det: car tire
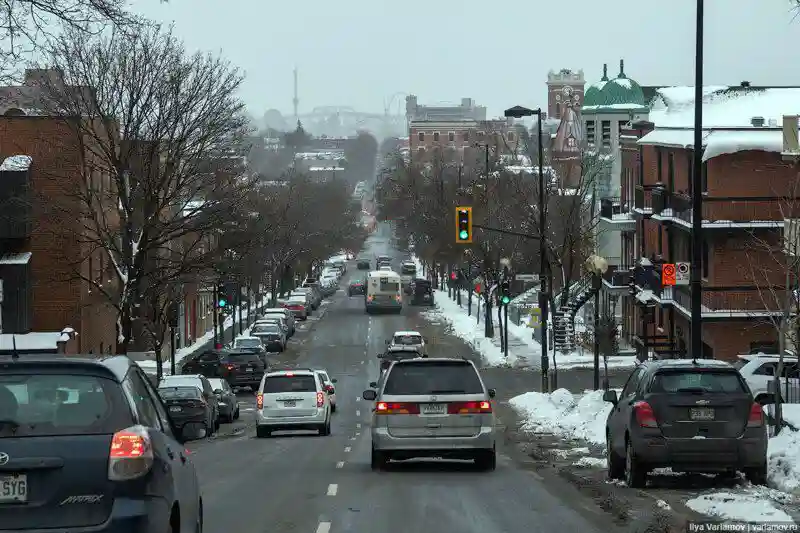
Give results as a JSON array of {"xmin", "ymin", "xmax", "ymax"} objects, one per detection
[
  {"xmin": 234, "ymin": 406, "xmax": 240, "ymax": 420},
  {"xmin": 214, "ymin": 418, "xmax": 220, "ymax": 432},
  {"xmin": 625, "ymin": 439, "xmax": 647, "ymax": 488},
  {"xmin": 256, "ymin": 426, "xmax": 271, "ymax": 438},
  {"xmin": 475, "ymin": 447, "xmax": 496, "ymax": 471},
  {"xmin": 331, "ymin": 403, "xmax": 337, "ymax": 413},
  {"xmin": 606, "ymin": 433, "xmax": 625, "ymax": 480},
  {"xmin": 744, "ymin": 463, "xmax": 768, "ymax": 485},
  {"xmin": 319, "ymin": 417, "xmax": 331, "ymax": 436},
  {"xmin": 371, "ymin": 447, "xmax": 387, "ymax": 470}
]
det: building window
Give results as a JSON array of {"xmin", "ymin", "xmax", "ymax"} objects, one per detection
[
  {"xmin": 667, "ymin": 152, "xmax": 675, "ymax": 192},
  {"xmin": 701, "ymin": 162, "xmax": 708, "ymax": 193},
  {"xmin": 702, "ymin": 240, "xmax": 709, "ymax": 279},
  {"xmin": 433, "ymin": 131, "xmax": 440, "ymax": 142},
  {"xmin": 477, "ymin": 131, "xmax": 485, "ymax": 140},
  {"xmin": 586, "ymin": 120, "xmax": 595, "ymax": 144},
  {"xmin": 656, "ymin": 149, "xmax": 662, "ymax": 183},
  {"xmin": 618, "ymin": 120, "xmax": 628, "ymax": 139},
  {"xmin": 507, "ymin": 131, "xmax": 515, "ymax": 142},
  {"xmin": 418, "ymin": 132, "xmax": 424, "ymax": 142},
  {"xmin": 417, "ymin": 147, "xmax": 425, "ymax": 155},
  {"xmin": 687, "ymin": 150, "xmax": 694, "ymax": 196},
  {"xmin": 601, "ymin": 121, "xmax": 611, "ymax": 148},
  {"xmin": 463, "ymin": 131, "xmax": 470, "ymax": 142}
]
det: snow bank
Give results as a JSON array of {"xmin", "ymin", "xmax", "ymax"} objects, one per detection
[
  {"xmin": 685, "ymin": 489, "xmax": 793, "ymax": 524},
  {"xmin": 768, "ymin": 428, "xmax": 800, "ymax": 494},
  {"xmin": 509, "ymin": 389, "xmax": 614, "ymax": 445}
]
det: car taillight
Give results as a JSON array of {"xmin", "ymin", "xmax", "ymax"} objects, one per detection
[
  {"xmin": 225, "ymin": 364, "xmax": 235, "ymax": 371},
  {"xmin": 633, "ymin": 401, "xmax": 658, "ymax": 428},
  {"xmin": 447, "ymin": 401, "xmax": 492, "ymax": 414},
  {"xmin": 108, "ymin": 426, "xmax": 154, "ymax": 481},
  {"xmin": 367, "ymin": 295, "xmax": 374, "ymax": 301},
  {"xmin": 395, "ymin": 295, "xmax": 401, "ymax": 301},
  {"xmin": 316, "ymin": 392, "xmax": 325, "ymax": 407},
  {"xmin": 748, "ymin": 402, "xmax": 764, "ymax": 427},
  {"xmin": 256, "ymin": 393, "xmax": 263, "ymax": 410},
  {"xmin": 375, "ymin": 402, "xmax": 419, "ymax": 414}
]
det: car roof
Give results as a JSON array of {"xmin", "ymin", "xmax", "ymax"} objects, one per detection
[
  {"xmin": 639, "ymin": 358, "xmax": 735, "ymax": 372},
  {"xmin": 0, "ymin": 353, "xmax": 137, "ymax": 382},
  {"xmin": 235, "ymin": 336, "xmax": 261, "ymax": 341},
  {"xmin": 393, "ymin": 331, "xmax": 421, "ymax": 337},
  {"xmin": 266, "ymin": 369, "xmax": 314, "ymax": 377},
  {"xmin": 263, "ymin": 308, "xmax": 289, "ymax": 313}
]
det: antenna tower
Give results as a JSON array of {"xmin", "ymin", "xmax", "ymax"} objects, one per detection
[{"xmin": 293, "ymin": 67, "xmax": 299, "ymax": 120}]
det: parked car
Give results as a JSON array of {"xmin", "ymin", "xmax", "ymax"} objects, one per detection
[
  {"xmin": 232, "ymin": 336, "xmax": 268, "ymax": 363},
  {"xmin": 255, "ymin": 368, "xmax": 333, "ymax": 437},
  {"xmin": 288, "ymin": 290, "xmax": 313, "ymax": 314},
  {"xmin": 348, "ymin": 279, "xmax": 365, "ymax": 296},
  {"xmin": 179, "ymin": 350, "xmax": 266, "ymax": 392},
  {"xmin": 313, "ymin": 368, "xmax": 338, "ymax": 412},
  {"xmin": 302, "ymin": 279, "xmax": 323, "ymax": 305},
  {"xmin": 158, "ymin": 385, "xmax": 216, "ymax": 435},
  {"xmin": 251, "ymin": 323, "xmax": 287, "ymax": 352},
  {"xmin": 0, "ymin": 354, "xmax": 205, "ymax": 531},
  {"xmin": 293, "ymin": 287, "xmax": 320, "ymax": 309},
  {"xmin": 262, "ymin": 308, "xmax": 297, "ymax": 333},
  {"xmin": 255, "ymin": 316, "xmax": 290, "ymax": 338},
  {"xmin": 735, "ymin": 354, "xmax": 800, "ymax": 405},
  {"xmin": 159, "ymin": 374, "xmax": 220, "ymax": 433},
  {"xmin": 363, "ymin": 357, "xmax": 497, "ymax": 470},
  {"xmin": 283, "ymin": 297, "xmax": 309, "ymax": 320},
  {"xmin": 219, "ymin": 350, "xmax": 266, "ymax": 390},
  {"xmin": 207, "ymin": 377, "xmax": 239, "ymax": 421},
  {"xmin": 603, "ymin": 359, "xmax": 768, "ymax": 488},
  {"xmin": 357, "ymin": 257, "xmax": 371, "ymax": 270}
]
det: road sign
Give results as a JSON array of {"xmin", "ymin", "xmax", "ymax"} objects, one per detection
[
  {"xmin": 516, "ymin": 274, "xmax": 539, "ymax": 282},
  {"xmin": 661, "ymin": 263, "xmax": 676, "ymax": 286},
  {"xmin": 527, "ymin": 308, "xmax": 541, "ymax": 327},
  {"xmin": 675, "ymin": 262, "xmax": 690, "ymax": 285}
]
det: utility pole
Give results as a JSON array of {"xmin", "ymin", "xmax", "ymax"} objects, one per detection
[
  {"xmin": 690, "ymin": 0, "xmax": 705, "ymax": 359},
  {"xmin": 212, "ymin": 283, "xmax": 219, "ymax": 347}
]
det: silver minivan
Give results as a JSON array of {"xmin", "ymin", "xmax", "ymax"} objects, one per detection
[{"xmin": 362, "ymin": 357, "xmax": 497, "ymax": 471}]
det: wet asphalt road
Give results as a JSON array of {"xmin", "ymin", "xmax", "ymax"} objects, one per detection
[{"xmin": 184, "ymin": 229, "xmax": 617, "ymax": 533}]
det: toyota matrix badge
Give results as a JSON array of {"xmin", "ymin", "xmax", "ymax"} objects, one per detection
[{"xmin": 0, "ymin": 452, "xmax": 9, "ymax": 466}]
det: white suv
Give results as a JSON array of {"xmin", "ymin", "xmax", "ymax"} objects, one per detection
[
  {"xmin": 736, "ymin": 354, "xmax": 799, "ymax": 404},
  {"xmin": 256, "ymin": 369, "xmax": 332, "ymax": 437}
]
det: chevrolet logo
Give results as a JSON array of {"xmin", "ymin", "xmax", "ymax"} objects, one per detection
[{"xmin": 695, "ymin": 400, "xmax": 710, "ymax": 405}]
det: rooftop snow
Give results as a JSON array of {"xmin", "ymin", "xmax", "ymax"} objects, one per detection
[
  {"xmin": 0, "ymin": 155, "xmax": 32, "ymax": 172},
  {"xmin": 638, "ymin": 128, "xmax": 784, "ymax": 162},
  {"xmin": 0, "ymin": 252, "xmax": 32, "ymax": 265},
  {"xmin": 582, "ymin": 103, "xmax": 648, "ymax": 111},
  {"xmin": 650, "ymin": 85, "xmax": 728, "ymax": 112},
  {"xmin": 0, "ymin": 332, "xmax": 61, "ymax": 351}
]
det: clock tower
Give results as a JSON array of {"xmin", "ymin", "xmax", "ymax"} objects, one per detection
[{"xmin": 547, "ymin": 68, "xmax": 585, "ymax": 120}]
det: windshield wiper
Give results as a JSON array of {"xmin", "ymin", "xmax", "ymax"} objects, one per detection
[{"xmin": 0, "ymin": 419, "xmax": 21, "ymax": 433}]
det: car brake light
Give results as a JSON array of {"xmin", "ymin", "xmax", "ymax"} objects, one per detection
[
  {"xmin": 447, "ymin": 401, "xmax": 492, "ymax": 414},
  {"xmin": 633, "ymin": 401, "xmax": 658, "ymax": 428},
  {"xmin": 395, "ymin": 295, "xmax": 401, "ymax": 301},
  {"xmin": 374, "ymin": 402, "xmax": 419, "ymax": 414},
  {"xmin": 285, "ymin": 372, "xmax": 294, "ymax": 376},
  {"xmin": 367, "ymin": 295, "xmax": 374, "ymax": 301},
  {"xmin": 748, "ymin": 402, "xmax": 764, "ymax": 427},
  {"xmin": 316, "ymin": 392, "xmax": 325, "ymax": 407},
  {"xmin": 108, "ymin": 426, "xmax": 154, "ymax": 481},
  {"xmin": 256, "ymin": 393, "xmax": 263, "ymax": 410},
  {"xmin": 225, "ymin": 364, "xmax": 235, "ymax": 371}
]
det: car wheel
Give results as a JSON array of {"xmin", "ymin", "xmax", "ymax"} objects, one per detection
[
  {"xmin": 331, "ymin": 403, "xmax": 337, "ymax": 413},
  {"xmin": 371, "ymin": 447, "xmax": 387, "ymax": 470},
  {"xmin": 214, "ymin": 417, "xmax": 220, "ymax": 432},
  {"xmin": 625, "ymin": 439, "xmax": 647, "ymax": 488},
  {"xmin": 256, "ymin": 426, "xmax": 271, "ymax": 438},
  {"xmin": 234, "ymin": 406, "xmax": 240, "ymax": 420},
  {"xmin": 319, "ymin": 417, "xmax": 331, "ymax": 436},
  {"xmin": 744, "ymin": 463, "xmax": 767, "ymax": 485},
  {"xmin": 606, "ymin": 433, "xmax": 624, "ymax": 480},
  {"xmin": 475, "ymin": 447, "xmax": 496, "ymax": 471}
]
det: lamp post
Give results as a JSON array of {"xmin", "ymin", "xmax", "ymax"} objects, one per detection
[
  {"xmin": 690, "ymin": 0, "xmax": 705, "ymax": 359},
  {"xmin": 505, "ymin": 105, "xmax": 549, "ymax": 392},
  {"xmin": 585, "ymin": 255, "xmax": 609, "ymax": 390}
]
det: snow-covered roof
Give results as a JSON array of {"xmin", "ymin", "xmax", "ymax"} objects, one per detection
[
  {"xmin": 0, "ymin": 155, "xmax": 32, "ymax": 172},
  {"xmin": 309, "ymin": 166, "xmax": 343, "ymax": 172},
  {"xmin": 581, "ymin": 103, "xmax": 647, "ymax": 112},
  {"xmin": 638, "ymin": 88, "xmax": 800, "ymax": 162},
  {"xmin": 0, "ymin": 252, "xmax": 31, "ymax": 265},
  {"xmin": 649, "ymin": 86, "xmax": 728, "ymax": 113},
  {"xmin": 393, "ymin": 331, "xmax": 421, "ymax": 336},
  {"xmin": 0, "ymin": 332, "xmax": 62, "ymax": 351}
]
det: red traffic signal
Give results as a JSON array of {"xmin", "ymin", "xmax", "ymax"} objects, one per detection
[{"xmin": 450, "ymin": 271, "xmax": 457, "ymax": 280}]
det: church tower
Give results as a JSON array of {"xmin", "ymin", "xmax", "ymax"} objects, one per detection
[{"xmin": 547, "ymin": 68, "xmax": 585, "ymax": 120}]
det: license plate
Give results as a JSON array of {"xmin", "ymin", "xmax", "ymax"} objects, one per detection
[
  {"xmin": 689, "ymin": 407, "xmax": 715, "ymax": 420},
  {"xmin": 169, "ymin": 406, "xmax": 182, "ymax": 412},
  {"xmin": 0, "ymin": 474, "xmax": 27, "ymax": 503},
  {"xmin": 423, "ymin": 295, "xmax": 430, "ymax": 299},
  {"xmin": 283, "ymin": 400, "xmax": 296, "ymax": 407},
  {"xmin": 421, "ymin": 403, "xmax": 446, "ymax": 415},
  {"xmin": 246, "ymin": 368, "xmax": 253, "ymax": 372}
]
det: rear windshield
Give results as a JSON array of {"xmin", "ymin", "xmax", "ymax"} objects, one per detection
[
  {"xmin": 401, "ymin": 265, "xmax": 416, "ymax": 274},
  {"xmin": 383, "ymin": 362, "xmax": 484, "ymax": 395},
  {"xmin": 0, "ymin": 373, "xmax": 132, "ymax": 437},
  {"xmin": 235, "ymin": 339, "xmax": 262, "ymax": 348},
  {"xmin": 225, "ymin": 352, "xmax": 262, "ymax": 363},
  {"xmin": 380, "ymin": 280, "xmax": 400, "ymax": 291},
  {"xmin": 651, "ymin": 370, "xmax": 746, "ymax": 394},
  {"xmin": 252, "ymin": 326, "xmax": 280, "ymax": 333},
  {"xmin": 393, "ymin": 335, "xmax": 422, "ymax": 345},
  {"xmin": 159, "ymin": 387, "xmax": 201, "ymax": 400},
  {"xmin": 263, "ymin": 375, "xmax": 317, "ymax": 393}
]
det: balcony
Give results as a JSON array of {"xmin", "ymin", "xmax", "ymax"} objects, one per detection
[
  {"xmin": 632, "ymin": 185, "xmax": 653, "ymax": 216},
  {"xmin": 599, "ymin": 196, "xmax": 635, "ymax": 231},
  {"xmin": 602, "ymin": 262, "xmax": 632, "ymax": 289},
  {"xmin": 671, "ymin": 285, "xmax": 783, "ymax": 319},
  {"xmin": 663, "ymin": 195, "xmax": 793, "ymax": 229}
]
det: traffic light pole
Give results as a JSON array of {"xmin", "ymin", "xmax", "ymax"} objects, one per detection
[{"xmin": 212, "ymin": 284, "xmax": 219, "ymax": 346}]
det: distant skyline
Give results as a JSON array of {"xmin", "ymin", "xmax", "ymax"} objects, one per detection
[{"xmin": 130, "ymin": 0, "xmax": 800, "ymax": 118}]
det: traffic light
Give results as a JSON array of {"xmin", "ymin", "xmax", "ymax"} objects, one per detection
[
  {"xmin": 450, "ymin": 271, "xmax": 457, "ymax": 281},
  {"xmin": 500, "ymin": 279, "xmax": 511, "ymax": 305},
  {"xmin": 216, "ymin": 280, "xmax": 228, "ymax": 308},
  {"xmin": 455, "ymin": 206, "xmax": 472, "ymax": 243}
]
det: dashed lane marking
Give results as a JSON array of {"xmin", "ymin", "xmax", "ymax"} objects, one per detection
[
  {"xmin": 355, "ymin": 432, "xmax": 360, "ymax": 436},
  {"xmin": 355, "ymin": 396, "xmax": 361, "ymax": 401},
  {"xmin": 316, "ymin": 522, "xmax": 331, "ymax": 533},
  {"xmin": 355, "ymin": 410, "xmax": 360, "ymax": 416},
  {"xmin": 327, "ymin": 484, "xmax": 338, "ymax": 496},
  {"xmin": 336, "ymin": 461, "xmax": 344, "ymax": 469},
  {"xmin": 350, "ymin": 437, "xmax": 356, "ymax": 441},
  {"xmin": 344, "ymin": 446, "xmax": 351, "ymax": 452}
]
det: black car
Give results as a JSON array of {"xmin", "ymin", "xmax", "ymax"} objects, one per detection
[
  {"xmin": 348, "ymin": 279, "xmax": 366, "ymax": 296},
  {"xmin": 357, "ymin": 258, "xmax": 371, "ymax": 270},
  {"xmin": 181, "ymin": 349, "xmax": 266, "ymax": 391},
  {"xmin": 232, "ymin": 336, "xmax": 269, "ymax": 363},
  {"xmin": 410, "ymin": 278, "xmax": 434, "ymax": 305},
  {"xmin": 158, "ymin": 385, "xmax": 215, "ymax": 434},
  {"xmin": 0, "ymin": 354, "xmax": 205, "ymax": 531},
  {"xmin": 604, "ymin": 359, "xmax": 768, "ymax": 488},
  {"xmin": 377, "ymin": 348, "xmax": 425, "ymax": 376}
]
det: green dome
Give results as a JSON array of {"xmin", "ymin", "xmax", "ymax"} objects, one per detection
[
  {"xmin": 582, "ymin": 64, "xmax": 610, "ymax": 107},
  {"xmin": 584, "ymin": 60, "xmax": 648, "ymax": 112}
]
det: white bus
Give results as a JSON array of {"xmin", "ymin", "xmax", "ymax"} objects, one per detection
[{"xmin": 366, "ymin": 270, "xmax": 402, "ymax": 314}]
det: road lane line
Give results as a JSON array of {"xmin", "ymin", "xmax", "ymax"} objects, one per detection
[
  {"xmin": 350, "ymin": 437, "xmax": 356, "ymax": 441},
  {"xmin": 355, "ymin": 432, "xmax": 360, "ymax": 436},
  {"xmin": 316, "ymin": 522, "xmax": 331, "ymax": 533},
  {"xmin": 336, "ymin": 461, "xmax": 344, "ymax": 468},
  {"xmin": 327, "ymin": 484, "xmax": 338, "ymax": 496},
  {"xmin": 344, "ymin": 446, "xmax": 351, "ymax": 452},
  {"xmin": 355, "ymin": 410, "xmax": 360, "ymax": 416}
]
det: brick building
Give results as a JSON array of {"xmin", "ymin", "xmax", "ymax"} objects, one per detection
[
  {"xmin": 613, "ymin": 88, "xmax": 800, "ymax": 361},
  {"xmin": 408, "ymin": 118, "xmax": 520, "ymax": 167},
  {"xmin": 0, "ymin": 69, "xmax": 117, "ymax": 353}
]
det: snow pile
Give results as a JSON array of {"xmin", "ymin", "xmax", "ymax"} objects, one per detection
[
  {"xmin": 509, "ymin": 388, "xmax": 614, "ymax": 445},
  {"xmin": 685, "ymin": 488, "xmax": 793, "ymax": 524},
  {"xmin": 768, "ymin": 427, "xmax": 800, "ymax": 494}
]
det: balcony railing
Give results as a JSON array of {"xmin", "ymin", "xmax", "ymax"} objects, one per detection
[
  {"xmin": 634, "ymin": 185, "xmax": 659, "ymax": 214},
  {"xmin": 602, "ymin": 263, "xmax": 632, "ymax": 287},
  {"xmin": 668, "ymin": 195, "xmax": 798, "ymax": 225},
  {"xmin": 672, "ymin": 285, "xmax": 783, "ymax": 316}
]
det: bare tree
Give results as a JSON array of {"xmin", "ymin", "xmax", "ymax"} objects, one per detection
[{"xmin": 39, "ymin": 23, "xmax": 252, "ymax": 354}]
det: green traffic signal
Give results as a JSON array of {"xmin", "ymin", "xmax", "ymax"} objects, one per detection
[
  {"xmin": 501, "ymin": 296, "xmax": 510, "ymax": 304},
  {"xmin": 459, "ymin": 230, "xmax": 469, "ymax": 240},
  {"xmin": 218, "ymin": 299, "xmax": 227, "ymax": 308}
]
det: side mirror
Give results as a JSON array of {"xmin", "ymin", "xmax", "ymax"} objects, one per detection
[
  {"xmin": 213, "ymin": 389, "xmax": 223, "ymax": 394},
  {"xmin": 363, "ymin": 390, "xmax": 377, "ymax": 401},
  {"xmin": 377, "ymin": 353, "xmax": 385, "ymax": 359},
  {"xmin": 369, "ymin": 381, "xmax": 377, "ymax": 388},
  {"xmin": 603, "ymin": 390, "xmax": 619, "ymax": 404},
  {"xmin": 326, "ymin": 386, "xmax": 335, "ymax": 394},
  {"xmin": 488, "ymin": 388, "xmax": 496, "ymax": 398},
  {"xmin": 177, "ymin": 421, "xmax": 207, "ymax": 442},
  {"xmin": 331, "ymin": 378, "xmax": 338, "ymax": 383}
]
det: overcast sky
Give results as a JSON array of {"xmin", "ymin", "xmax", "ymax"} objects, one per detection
[{"xmin": 130, "ymin": 0, "xmax": 800, "ymax": 119}]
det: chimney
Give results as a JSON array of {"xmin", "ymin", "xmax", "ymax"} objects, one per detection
[
  {"xmin": 782, "ymin": 115, "xmax": 799, "ymax": 154},
  {"xmin": 741, "ymin": 81, "xmax": 751, "ymax": 88},
  {"xmin": 751, "ymin": 116, "xmax": 765, "ymax": 127}
]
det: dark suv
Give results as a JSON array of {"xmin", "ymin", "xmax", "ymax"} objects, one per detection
[
  {"xmin": 181, "ymin": 349, "xmax": 266, "ymax": 390},
  {"xmin": 0, "ymin": 354, "xmax": 205, "ymax": 531},
  {"xmin": 603, "ymin": 359, "xmax": 768, "ymax": 488}
]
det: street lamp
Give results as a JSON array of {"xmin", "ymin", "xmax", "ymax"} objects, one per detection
[
  {"xmin": 585, "ymin": 254, "xmax": 609, "ymax": 390},
  {"xmin": 505, "ymin": 105, "xmax": 549, "ymax": 392},
  {"xmin": 690, "ymin": 0, "xmax": 705, "ymax": 359}
]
